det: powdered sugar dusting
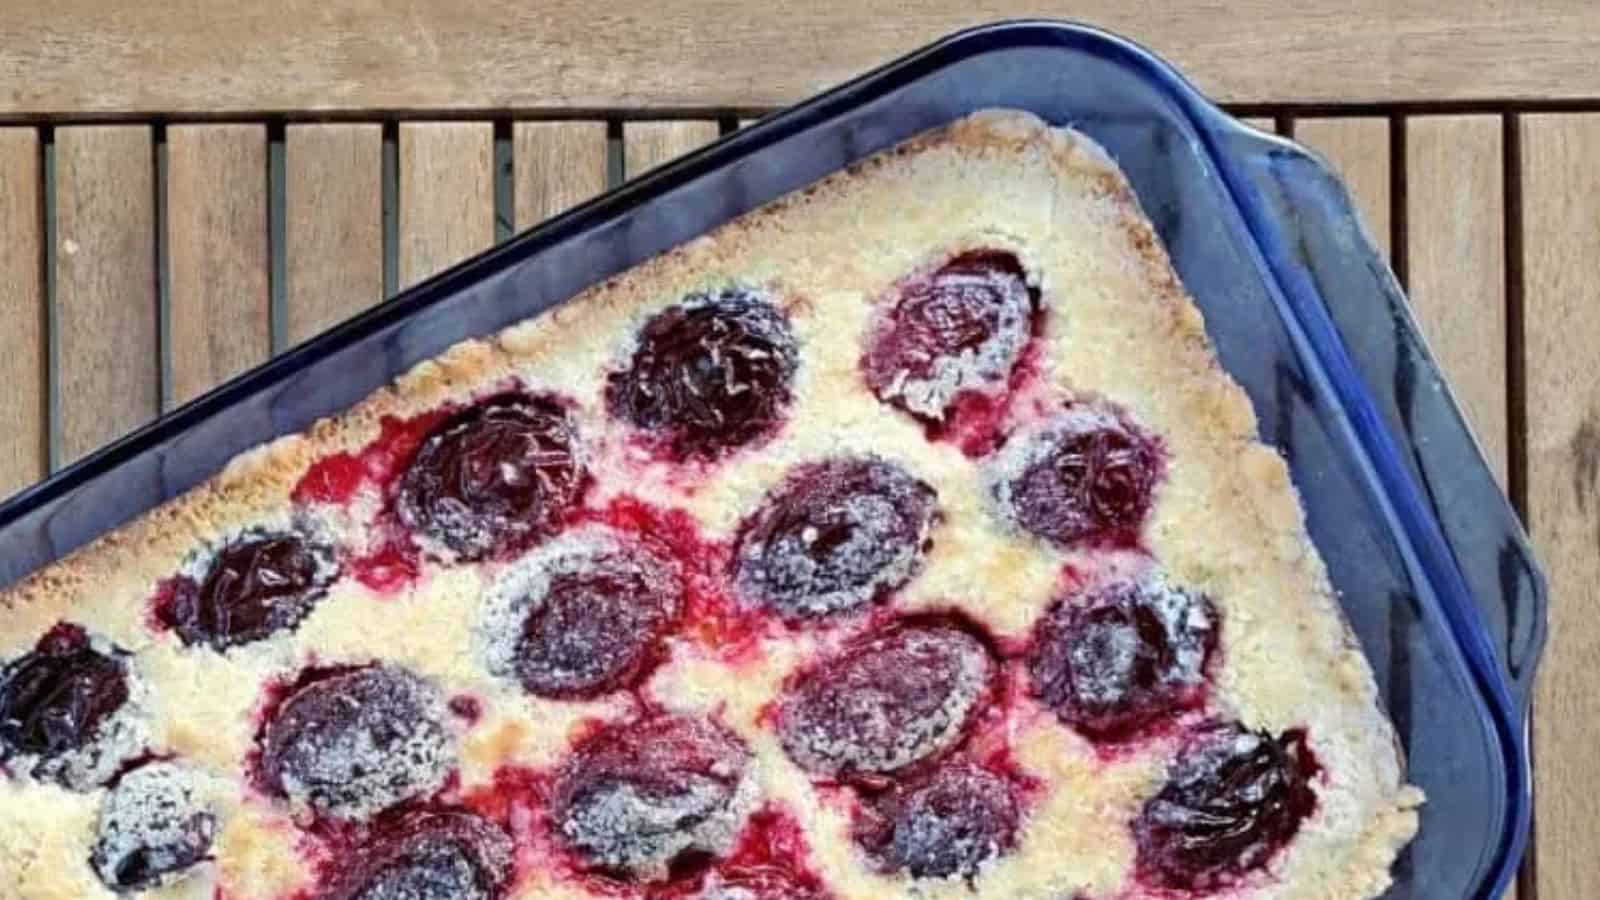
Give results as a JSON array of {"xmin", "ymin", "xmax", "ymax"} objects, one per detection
[
  {"xmin": 260, "ymin": 666, "xmax": 456, "ymax": 821},
  {"xmin": 322, "ymin": 810, "xmax": 515, "ymax": 900},
  {"xmin": 779, "ymin": 624, "xmax": 994, "ymax": 777},
  {"xmin": 561, "ymin": 772, "xmax": 757, "ymax": 880},
  {"xmin": 478, "ymin": 526, "xmax": 683, "ymax": 698},
  {"xmin": 551, "ymin": 715, "xmax": 757, "ymax": 883},
  {"xmin": 732, "ymin": 457, "xmax": 938, "ymax": 620},
  {"xmin": 352, "ymin": 851, "xmax": 484, "ymax": 900},
  {"xmin": 89, "ymin": 760, "xmax": 218, "ymax": 891},
  {"xmin": 984, "ymin": 402, "xmax": 1162, "ymax": 547},
  {"xmin": 1029, "ymin": 572, "xmax": 1218, "ymax": 742},
  {"xmin": 861, "ymin": 763, "xmax": 1021, "ymax": 881},
  {"xmin": 864, "ymin": 251, "xmax": 1036, "ymax": 422},
  {"xmin": 986, "ymin": 404, "xmax": 1121, "ymax": 519}
]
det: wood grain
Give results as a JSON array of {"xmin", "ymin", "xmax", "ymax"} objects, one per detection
[
  {"xmin": 397, "ymin": 122, "xmax": 494, "ymax": 289},
  {"xmin": 1292, "ymin": 117, "xmax": 1392, "ymax": 258},
  {"xmin": 284, "ymin": 123, "xmax": 383, "ymax": 345},
  {"xmin": 1524, "ymin": 112, "xmax": 1600, "ymax": 900},
  {"xmin": 2, "ymin": 2, "xmax": 1599, "ymax": 113},
  {"xmin": 0, "ymin": 128, "xmax": 43, "ymax": 496},
  {"xmin": 1404, "ymin": 115, "xmax": 1507, "ymax": 481},
  {"xmin": 512, "ymin": 121, "xmax": 607, "ymax": 227},
  {"xmin": 166, "ymin": 124, "xmax": 269, "ymax": 407},
  {"xmin": 623, "ymin": 121, "xmax": 719, "ymax": 178},
  {"xmin": 54, "ymin": 126, "xmax": 157, "ymax": 465}
]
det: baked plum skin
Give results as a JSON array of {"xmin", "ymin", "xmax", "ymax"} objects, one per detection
[
  {"xmin": 480, "ymin": 529, "xmax": 684, "ymax": 700},
  {"xmin": 863, "ymin": 250, "xmax": 1037, "ymax": 423},
  {"xmin": 852, "ymin": 763, "xmax": 1021, "ymax": 881},
  {"xmin": 1134, "ymin": 722, "xmax": 1320, "ymax": 892},
  {"xmin": 394, "ymin": 393, "xmax": 588, "ymax": 561},
  {"xmin": 256, "ymin": 665, "xmax": 455, "ymax": 821},
  {"xmin": 320, "ymin": 809, "xmax": 515, "ymax": 900},
  {"xmin": 731, "ymin": 456, "xmax": 938, "ymax": 620},
  {"xmin": 0, "ymin": 624, "xmax": 129, "ymax": 762},
  {"xmin": 986, "ymin": 405, "xmax": 1164, "ymax": 548},
  {"xmin": 160, "ymin": 531, "xmax": 336, "ymax": 650},
  {"xmin": 776, "ymin": 621, "xmax": 995, "ymax": 780},
  {"xmin": 0, "ymin": 622, "xmax": 145, "ymax": 789},
  {"xmin": 1027, "ymin": 577, "xmax": 1218, "ymax": 742},
  {"xmin": 549, "ymin": 714, "xmax": 755, "ymax": 881},
  {"xmin": 606, "ymin": 289, "xmax": 799, "ymax": 461}
]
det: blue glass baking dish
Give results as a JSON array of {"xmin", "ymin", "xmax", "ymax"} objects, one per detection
[{"xmin": 0, "ymin": 20, "xmax": 1542, "ymax": 900}]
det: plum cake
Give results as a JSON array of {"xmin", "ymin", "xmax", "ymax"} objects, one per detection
[{"xmin": 0, "ymin": 110, "xmax": 1420, "ymax": 899}]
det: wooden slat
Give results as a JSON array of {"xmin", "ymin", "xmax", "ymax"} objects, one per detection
[
  {"xmin": 511, "ymin": 121, "xmax": 607, "ymax": 227},
  {"xmin": 1524, "ymin": 112, "xmax": 1600, "ymax": 900},
  {"xmin": 2, "ymin": 2, "xmax": 1599, "ymax": 112},
  {"xmin": 284, "ymin": 123, "xmax": 383, "ymax": 345},
  {"xmin": 397, "ymin": 122, "xmax": 494, "ymax": 290},
  {"xmin": 0, "ymin": 129, "xmax": 43, "ymax": 496},
  {"xmin": 1404, "ymin": 115, "xmax": 1507, "ymax": 480},
  {"xmin": 54, "ymin": 126, "xmax": 157, "ymax": 465},
  {"xmin": 622, "ymin": 121, "xmax": 719, "ymax": 178},
  {"xmin": 1292, "ymin": 117, "xmax": 1392, "ymax": 258},
  {"xmin": 166, "ymin": 124, "xmax": 269, "ymax": 407}
]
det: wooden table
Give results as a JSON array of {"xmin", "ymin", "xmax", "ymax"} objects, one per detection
[{"xmin": 0, "ymin": 3, "xmax": 1595, "ymax": 897}]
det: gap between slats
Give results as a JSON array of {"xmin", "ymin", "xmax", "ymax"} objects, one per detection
[
  {"xmin": 1404, "ymin": 115, "xmax": 1509, "ymax": 481},
  {"xmin": 1291, "ymin": 114, "xmax": 1511, "ymax": 482}
]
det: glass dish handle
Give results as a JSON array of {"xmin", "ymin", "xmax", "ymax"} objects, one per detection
[{"xmin": 1213, "ymin": 119, "xmax": 1548, "ymax": 718}]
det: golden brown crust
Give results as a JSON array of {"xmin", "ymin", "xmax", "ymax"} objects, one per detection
[{"xmin": 0, "ymin": 109, "xmax": 1417, "ymax": 900}]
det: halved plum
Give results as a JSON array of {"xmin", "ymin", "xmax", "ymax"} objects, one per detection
[
  {"xmin": 550, "ymin": 714, "xmax": 754, "ymax": 881},
  {"xmin": 394, "ymin": 393, "xmax": 587, "ymax": 561},
  {"xmin": 854, "ymin": 763, "xmax": 1020, "ymax": 881},
  {"xmin": 0, "ymin": 623, "xmax": 144, "ymax": 789},
  {"xmin": 731, "ymin": 457, "xmax": 938, "ymax": 620},
  {"xmin": 160, "ymin": 531, "xmax": 337, "ymax": 650},
  {"xmin": 606, "ymin": 289, "xmax": 798, "ymax": 461},
  {"xmin": 480, "ymin": 529, "xmax": 683, "ymax": 699},
  {"xmin": 257, "ymin": 666, "xmax": 455, "ymax": 820},
  {"xmin": 322, "ymin": 809, "xmax": 514, "ymax": 900},
  {"xmin": 1134, "ymin": 722, "xmax": 1319, "ymax": 892},
  {"xmin": 89, "ymin": 761, "xmax": 217, "ymax": 892},
  {"xmin": 986, "ymin": 404, "xmax": 1163, "ymax": 547},
  {"xmin": 1028, "ymin": 577, "xmax": 1217, "ymax": 741},
  {"xmin": 862, "ymin": 250, "xmax": 1036, "ymax": 423},
  {"xmin": 777, "ymin": 622, "xmax": 994, "ymax": 779}
]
